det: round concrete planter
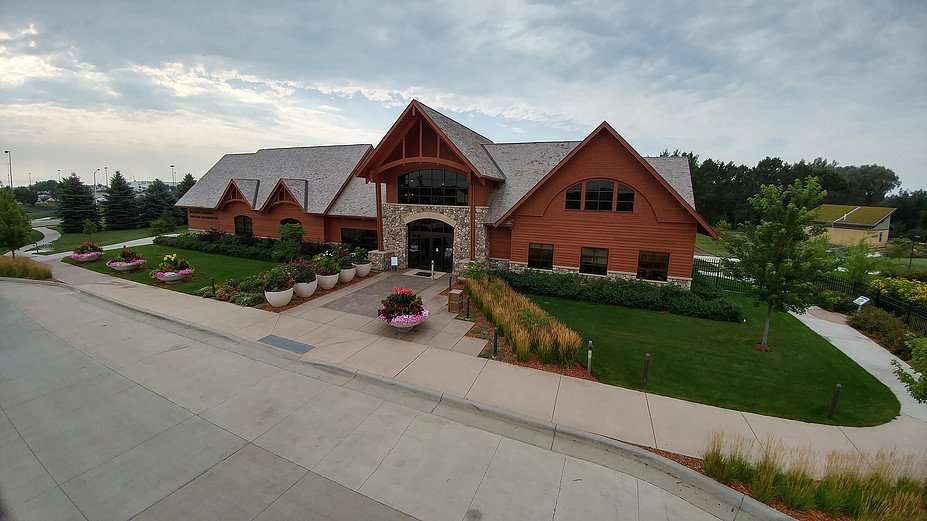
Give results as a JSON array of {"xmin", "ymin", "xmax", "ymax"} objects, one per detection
[
  {"xmin": 154, "ymin": 271, "xmax": 191, "ymax": 284},
  {"xmin": 293, "ymin": 280, "xmax": 317, "ymax": 299},
  {"xmin": 107, "ymin": 260, "xmax": 146, "ymax": 272},
  {"xmin": 339, "ymin": 266, "xmax": 356, "ymax": 283},
  {"xmin": 317, "ymin": 273, "xmax": 339, "ymax": 290},
  {"xmin": 72, "ymin": 252, "xmax": 103, "ymax": 262},
  {"xmin": 354, "ymin": 262, "xmax": 372, "ymax": 277},
  {"xmin": 264, "ymin": 288, "xmax": 293, "ymax": 308}
]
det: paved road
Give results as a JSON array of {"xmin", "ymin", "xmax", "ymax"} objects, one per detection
[{"xmin": 0, "ymin": 281, "xmax": 733, "ymax": 521}]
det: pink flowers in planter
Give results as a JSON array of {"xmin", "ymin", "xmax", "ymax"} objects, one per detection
[
  {"xmin": 152, "ymin": 268, "xmax": 195, "ymax": 279},
  {"xmin": 379, "ymin": 307, "xmax": 430, "ymax": 326},
  {"xmin": 377, "ymin": 287, "xmax": 429, "ymax": 327},
  {"xmin": 70, "ymin": 241, "xmax": 103, "ymax": 261}
]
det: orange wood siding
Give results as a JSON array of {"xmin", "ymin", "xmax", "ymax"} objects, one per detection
[
  {"xmin": 471, "ymin": 180, "xmax": 494, "ymax": 207},
  {"xmin": 488, "ymin": 226, "xmax": 512, "ymax": 259},
  {"xmin": 324, "ymin": 216, "xmax": 377, "ymax": 243},
  {"xmin": 195, "ymin": 201, "xmax": 325, "ymax": 240},
  {"xmin": 508, "ymin": 131, "xmax": 697, "ymax": 279}
]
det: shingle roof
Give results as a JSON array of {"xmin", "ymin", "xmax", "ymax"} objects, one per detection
[
  {"xmin": 483, "ymin": 142, "xmax": 697, "ymax": 223},
  {"xmin": 484, "ymin": 141, "xmax": 580, "ymax": 222},
  {"xmin": 417, "ymin": 103, "xmax": 505, "ymax": 181},
  {"xmin": 327, "ymin": 176, "xmax": 381, "ymax": 218},
  {"xmin": 176, "ymin": 144, "xmax": 371, "ymax": 213},
  {"xmin": 814, "ymin": 204, "xmax": 895, "ymax": 227}
]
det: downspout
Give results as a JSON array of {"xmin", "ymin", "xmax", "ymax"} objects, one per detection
[
  {"xmin": 375, "ymin": 178, "xmax": 384, "ymax": 250},
  {"xmin": 469, "ymin": 171, "xmax": 476, "ymax": 260}
]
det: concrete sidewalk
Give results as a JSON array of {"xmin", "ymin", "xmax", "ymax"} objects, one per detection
[
  {"xmin": 43, "ymin": 259, "xmax": 927, "ymax": 470},
  {"xmin": 0, "ymin": 280, "xmax": 756, "ymax": 521}
]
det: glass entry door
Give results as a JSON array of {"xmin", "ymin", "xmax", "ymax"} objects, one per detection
[{"xmin": 407, "ymin": 219, "xmax": 453, "ymax": 272}]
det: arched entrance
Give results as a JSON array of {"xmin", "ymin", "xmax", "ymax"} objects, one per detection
[{"xmin": 408, "ymin": 219, "xmax": 454, "ymax": 272}]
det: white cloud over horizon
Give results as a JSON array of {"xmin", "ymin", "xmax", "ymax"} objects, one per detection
[{"xmin": 1, "ymin": 0, "xmax": 925, "ymax": 191}]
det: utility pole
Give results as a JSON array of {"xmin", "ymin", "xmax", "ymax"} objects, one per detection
[{"xmin": 3, "ymin": 150, "xmax": 11, "ymax": 187}]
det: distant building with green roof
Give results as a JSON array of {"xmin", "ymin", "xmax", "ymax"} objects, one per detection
[{"xmin": 813, "ymin": 204, "xmax": 896, "ymax": 247}]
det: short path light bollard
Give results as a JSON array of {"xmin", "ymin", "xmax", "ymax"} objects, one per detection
[
  {"xmin": 642, "ymin": 353, "xmax": 651, "ymax": 387},
  {"xmin": 465, "ymin": 297, "xmax": 470, "ymax": 320},
  {"xmin": 586, "ymin": 340, "xmax": 593, "ymax": 374},
  {"xmin": 828, "ymin": 384, "xmax": 842, "ymax": 419},
  {"xmin": 492, "ymin": 329, "xmax": 498, "ymax": 359},
  {"xmin": 211, "ymin": 276, "xmax": 216, "ymax": 295}
]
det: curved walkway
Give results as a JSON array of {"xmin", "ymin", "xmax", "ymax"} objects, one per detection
[{"xmin": 36, "ymin": 260, "xmax": 927, "ymax": 473}]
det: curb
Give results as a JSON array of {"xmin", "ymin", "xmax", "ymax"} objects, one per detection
[{"xmin": 1, "ymin": 277, "xmax": 793, "ymax": 520}]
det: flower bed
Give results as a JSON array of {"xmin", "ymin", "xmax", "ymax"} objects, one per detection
[
  {"xmin": 150, "ymin": 253, "xmax": 194, "ymax": 282},
  {"xmin": 69, "ymin": 251, "xmax": 103, "ymax": 261},
  {"xmin": 869, "ymin": 277, "xmax": 927, "ymax": 306}
]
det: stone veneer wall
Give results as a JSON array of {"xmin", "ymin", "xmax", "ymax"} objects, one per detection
[
  {"xmin": 489, "ymin": 260, "xmax": 692, "ymax": 289},
  {"xmin": 381, "ymin": 203, "xmax": 489, "ymax": 274}
]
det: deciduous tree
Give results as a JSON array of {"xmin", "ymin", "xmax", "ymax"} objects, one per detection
[
  {"xmin": 0, "ymin": 188, "xmax": 32, "ymax": 257},
  {"xmin": 722, "ymin": 177, "xmax": 834, "ymax": 348}
]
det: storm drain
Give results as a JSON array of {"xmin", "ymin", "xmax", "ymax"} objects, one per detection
[{"xmin": 258, "ymin": 335, "xmax": 315, "ymax": 354}]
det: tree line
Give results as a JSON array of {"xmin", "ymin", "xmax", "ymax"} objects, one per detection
[
  {"xmin": 667, "ymin": 151, "xmax": 925, "ymax": 238},
  {"xmin": 53, "ymin": 172, "xmax": 196, "ymax": 233}
]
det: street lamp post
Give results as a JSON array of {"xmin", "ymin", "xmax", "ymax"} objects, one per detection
[
  {"xmin": 93, "ymin": 168, "xmax": 100, "ymax": 203},
  {"xmin": 170, "ymin": 165, "xmax": 175, "ymax": 187},
  {"xmin": 3, "ymin": 150, "xmax": 11, "ymax": 188},
  {"xmin": 58, "ymin": 169, "xmax": 61, "ymax": 182},
  {"xmin": 911, "ymin": 236, "xmax": 922, "ymax": 270}
]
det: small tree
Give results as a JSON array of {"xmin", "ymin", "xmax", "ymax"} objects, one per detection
[
  {"xmin": 56, "ymin": 174, "xmax": 99, "ymax": 233},
  {"xmin": 102, "ymin": 171, "xmax": 140, "ymax": 230},
  {"xmin": 722, "ymin": 177, "xmax": 833, "ymax": 348},
  {"xmin": 139, "ymin": 179, "xmax": 177, "ymax": 225},
  {"xmin": 840, "ymin": 238, "xmax": 882, "ymax": 285},
  {"xmin": 149, "ymin": 209, "xmax": 177, "ymax": 235},
  {"xmin": 0, "ymin": 188, "xmax": 32, "ymax": 257},
  {"xmin": 83, "ymin": 219, "xmax": 98, "ymax": 241}
]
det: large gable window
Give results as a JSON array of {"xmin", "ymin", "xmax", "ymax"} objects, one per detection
[
  {"xmin": 234, "ymin": 215, "xmax": 253, "ymax": 236},
  {"xmin": 617, "ymin": 184, "xmax": 635, "ymax": 212},
  {"xmin": 584, "ymin": 180, "xmax": 614, "ymax": 211},
  {"xmin": 637, "ymin": 252, "xmax": 669, "ymax": 281},
  {"xmin": 580, "ymin": 247, "xmax": 608, "ymax": 275},
  {"xmin": 528, "ymin": 243, "xmax": 554, "ymax": 270},
  {"xmin": 398, "ymin": 169, "xmax": 468, "ymax": 206},
  {"xmin": 565, "ymin": 183, "xmax": 582, "ymax": 210}
]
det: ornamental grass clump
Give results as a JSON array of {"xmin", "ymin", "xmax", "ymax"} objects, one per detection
[
  {"xmin": 377, "ymin": 287, "xmax": 429, "ymax": 326},
  {"xmin": 0, "ymin": 256, "xmax": 52, "ymax": 280},
  {"xmin": 465, "ymin": 275, "xmax": 583, "ymax": 366}
]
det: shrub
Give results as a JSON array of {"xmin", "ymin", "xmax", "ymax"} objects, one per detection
[
  {"xmin": 847, "ymin": 306, "xmax": 916, "ymax": 359},
  {"xmin": 237, "ymin": 274, "xmax": 264, "ymax": 294},
  {"xmin": 814, "ymin": 290, "xmax": 857, "ymax": 314},
  {"xmin": 462, "ymin": 260, "xmax": 488, "ymax": 279},
  {"xmin": 312, "ymin": 252, "xmax": 340, "ymax": 276},
  {"xmin": 74, "ymin": 241, "xmax": 103, "ymax": 254},
  {"xmin": 154, "ymin": 231, "xmax": 331, "ymax": 263},
  {"xmin": 494, "ymin": 269, "xmax": 744, "ymax": 323},
  {"xmin": 262, "ymin": 266, "xmax": 294, "ymax": 292},
  {"xmin": 233, "ymin": 293, "xmax": 264, "ymax": 307},
  {"xmin": 879, "ymin": 265, "xmax": 927, "ymax": 283},
  {"xmin": 0, "ymin": 256, "xmax": 52, "ymax": 280},
  {"xmin": 272, "ymin": 223, "xmax": 303, "ymax": 262},
  {"xmin": 352, "ymin": 247, "xmax": 369, "ymax": 264},
  {"xmin": 149, "ymin": 209, "xmax": 177, "ymax": 235},
  {"xmin": 893, "ymin": 337, "xmax": 927, "ymax": 403},
  {"xmin": 870, "ymin": 277, "xmax": 927, "ymax": 307},
  {"xmin": 466, "ymin": 276, "xmax": 582, "ymax": 366}
]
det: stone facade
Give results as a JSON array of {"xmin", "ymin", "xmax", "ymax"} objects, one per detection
[
  {"xmin": 490, "ymin": 261, "xmax": 692, "ymax": 289},
  {"xmin": 381, "ymin": 203, "xmax": 489, "ymax": 274}
]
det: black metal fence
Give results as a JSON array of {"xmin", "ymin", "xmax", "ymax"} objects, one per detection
[{"xmin": 692, "ymin": 257, "xmax": 927, "ymax": 335}]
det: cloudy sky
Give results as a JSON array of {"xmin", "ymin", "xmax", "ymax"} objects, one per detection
[{"xmin": 2, "ymin": 0, "xmax": 925, "ymax": 190}]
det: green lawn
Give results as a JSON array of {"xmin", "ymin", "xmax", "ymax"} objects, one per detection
[
  {"xmin": 44, "ymin": 226, "xmax": 187, "ymax": 254},
  {"xmin": 881, "ymin": 256, "xmax": 927, "ymax": 270},
  {"xmin": 23, "ymin": 203, "xmax": 57, "ymax": 219},
  {"xmin": 696, "ymin": 234, "xmax": 729, "ymax": 257},
  {"xmin": 62, "ymin": 244, "xmax": 275, "ymax": 295},
  {"xmin": 531, "ymin": 293, "xmax": 899, "ymax": 426},
  {"xmin": 1, "ymin": 230, "xmax": 44, "ymax": 255}
]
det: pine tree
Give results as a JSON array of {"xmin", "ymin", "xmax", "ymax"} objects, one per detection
[
  {"xmin": 102, "ymin": 171, "xmax": 140, "ymax": 230},
  {"xmin": 55, "ymin": 174, "xmax": 99, "ymax": 233},
  {"xmin": 140, "ymin": 179, "xmax": 177, "ymax": 225},
  {"xmin": 173, "ymin": 173, "xmax": 196, "ymax": 225},
  {"xmin": 0, "ymin": 188, "xmax": 32, "ymax": 257}
]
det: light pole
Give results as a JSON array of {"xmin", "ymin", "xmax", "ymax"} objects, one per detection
[
  {"xmin": 170, "ymin": 165, "xmax": 175, "ymax": 187},
  {"xmin": 57, "ymin": 169, "xmax": 61, "ymax": 182},
  {"xmin": 28, "ymin": 172, "xmax": 31, "ymax": 186},
  {"xmin": 3, "ymin": 150, "xmax": 11, "ymax": 188},
  {"xmin": 93, "ymin": 168, "xmax": 100, "ymax": 202},
  {"xmin": 911, "ymin": 236, "xmax": 922, "ymax": 270}
]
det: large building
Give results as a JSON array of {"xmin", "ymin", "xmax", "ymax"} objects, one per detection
[
  {"xmin": 177, "ymin": 100, "xmax": 715, "ymax": 287},
  {"xmin": 813, "ymin": 204, "xmax": 896, "ymax": 248}
]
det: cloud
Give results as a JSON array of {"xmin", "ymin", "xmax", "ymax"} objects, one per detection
[{"xmin": 0, "ymin": 0, "xmax": 925, "ymax": 190}]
